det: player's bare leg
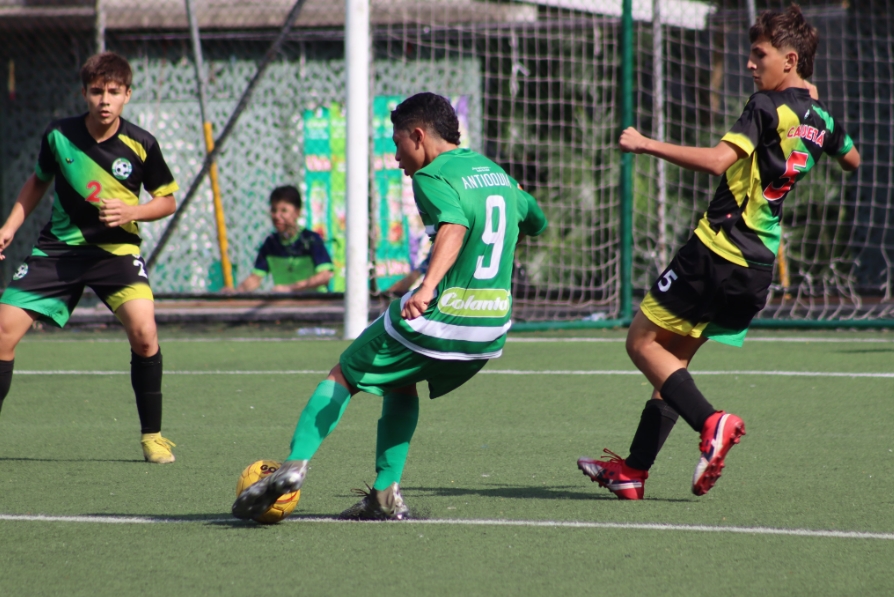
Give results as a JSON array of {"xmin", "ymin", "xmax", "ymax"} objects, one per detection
[
  {"xmin": 0, "ymin": 304, "xmax": 37, "ymax": 360},
  {"xmin": 116, "ymin": 298, "xmax": 174, "ymax": 463},
  {"xmin": 625, "ymin": 310, "xmax": 707, "ymax": 392},
  {"xmin": 116, "ymin": 298, "xmax": 159, "ymax": 357},
  {"xmin": 0, "ymin": 305, "xmax": 39, "ymax": 414},
  {"xmin": 324, "ymin": 363, "xmax": 358, "ymax": 392}
]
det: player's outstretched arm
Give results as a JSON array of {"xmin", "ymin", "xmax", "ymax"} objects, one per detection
[
  {"xmin": 837, "ymin": 147, "xmax": 860, "ymax": 172},
  {"xmin": 804, "ymin": 83, "xmax": 859, "ymax": 171},
  {"xmin": 619, "ymin": 127, "xmax": 745, "ymax": 176},
  {"xmin": 401, "ymin": 223, "xmax": 466, "ymax": 320},
  {"xmin": 99, "ymin": 194, "xmax": 176, "ymax": 228},
  {"xmin": 0, "ymin": 174, "xmax": 51, "ymax": 259}
]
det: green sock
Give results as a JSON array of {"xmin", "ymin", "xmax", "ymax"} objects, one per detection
[
  {"xmin": 286, "ymin": 380, "xmax": 352, "ymax": 461},
  {"xmin": 372, "ymin": 392, "xmax": 419, "ymax": 491}
]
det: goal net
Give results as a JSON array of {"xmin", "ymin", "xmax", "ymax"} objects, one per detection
[{"xmin": 1, "ymin": 1, "xmax": 891, "ymax": 323}]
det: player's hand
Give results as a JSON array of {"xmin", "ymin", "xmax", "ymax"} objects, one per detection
[
  {"xmin": 0, "ymin": 227, "xmax": 15, "ymax": 260},
  {"xmin": 98, "ymin": 199, "xmax": 136, "ymax": 228},
  {"xmin": 401, "ymin": 285, "xmax": 433, "ymax": 320},
  {"xmin": 806, "ymin": 82, "xmax": 819, "ymax": 100},
  {"xmin": 619, "ymin": 127, "xmax": 651, "ymax": 154},
  {"xmin": 271, "ymin": 284, "xmax": 292, "ymax": 293}
]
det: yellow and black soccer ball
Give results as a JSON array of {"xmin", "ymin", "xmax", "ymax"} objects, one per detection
[{"xmin": 235, "ymin": 460, "xmax": 300, "ymax": 524}]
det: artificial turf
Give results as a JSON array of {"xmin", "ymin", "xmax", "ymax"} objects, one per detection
[{"xmin": 0, "ymin": 327, "xmax": 892, "ymax": 596}]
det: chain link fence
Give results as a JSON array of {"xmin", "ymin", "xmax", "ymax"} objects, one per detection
[{"xmin": 1, "ymin": 0, "xmax": 892, "ymax": 321}]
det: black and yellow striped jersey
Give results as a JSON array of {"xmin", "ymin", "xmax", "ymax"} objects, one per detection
[
  {"xmin": 34, "ymin": 114, "xmax": 178, "ymax": 257},
  {"xmin": 694, "ymin": 88, "xmax": 853, "ymax": 268}
]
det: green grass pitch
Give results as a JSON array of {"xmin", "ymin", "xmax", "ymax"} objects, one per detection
[{"xmin": 1, "ymin": 326, "xmax": 892, "ymax": 596}]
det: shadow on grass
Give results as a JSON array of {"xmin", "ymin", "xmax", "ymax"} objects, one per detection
[
  {"xmin": 76, "ymin": 512, "xmax": 331, "ymax": 528},
  {"xmin": 836, "ymin": 348, "xmax": 894, "ymax": 354},
  {"xmin": 363, "ymin": 484, "xmax": 693, "ymax": 503},
  {"xmin": 82, "ymin": 511, "xmax": 349, "ymax": 528}
]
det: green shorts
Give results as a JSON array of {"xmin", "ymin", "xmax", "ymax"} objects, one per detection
[
  {"xmin": 339, "ymin": 315, "xmax": 488, "ymax": 398},
  {"xmin": 0, "ymin": 251, "xmax": 154, "ymax": 327}
]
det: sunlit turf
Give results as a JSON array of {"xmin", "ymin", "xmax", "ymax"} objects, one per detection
[{"xmin": 1, "ymin": 326, "xmax": 892, "ymax": 596}]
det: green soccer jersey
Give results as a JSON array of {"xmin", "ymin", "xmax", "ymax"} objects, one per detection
[
  {"xmin": 695, "ymin": 88, "xmax": 853, "ymax": 268},
  {"xmin": 250, "ymin": 229, "xmax": 334, "ymax": 291},
  {"xmin": 384, "ymin": 148, "xmax": 548, "ymax": 360},
  {"xmin": 34, "ymin": 114, "xmax": 179, "ymax": 257}
]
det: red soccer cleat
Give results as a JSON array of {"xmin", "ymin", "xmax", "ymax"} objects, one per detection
[
  {"xmin": 692, "ymin": 411, "xmax": 746, "ymax": 496},
  {"xmin": 577, "ymin": 449, "xmax": 649, "ymax": 500}
]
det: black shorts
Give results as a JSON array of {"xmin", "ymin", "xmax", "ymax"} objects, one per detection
[
  {"xmin": 0, "ymin": 251, "xmax": 154, "ymax": 327},
  {"xmin": 639, "ymin": 235, "xmax": 772, "ymax": 347}
]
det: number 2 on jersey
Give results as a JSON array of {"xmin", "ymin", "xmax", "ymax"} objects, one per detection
[
  {"xmin": 474, "ymin": 195, "xmax": 506, "ymax": 280},
  {"xmin": 86, "ymin": 181, "xmax": 102, "ymax": 203},
  {"xmin": 763, "ymin": 151, "xmax": 809, "ymax": 201}
]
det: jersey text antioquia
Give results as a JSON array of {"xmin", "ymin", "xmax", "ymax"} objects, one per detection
[{"xmin": 461, "ymin": 172, "xmax": 513, "ymax": 190}]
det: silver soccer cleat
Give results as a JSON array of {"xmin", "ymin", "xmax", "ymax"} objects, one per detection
[
  {"xmin": 338, "ymin": 482, "xmax": 410, "ymax": 521},
  {"xmin": 232, "ymin": 459, "xmax": 308, "ymax": 520}
]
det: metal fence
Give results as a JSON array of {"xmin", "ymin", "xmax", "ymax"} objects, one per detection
[{"xmin": 2, "ymin": 0, "xmax": 893, "ymax": 323}]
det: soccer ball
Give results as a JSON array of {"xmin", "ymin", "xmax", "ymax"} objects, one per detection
[{"xmin": 235, "ymin": 460, "xmax": 301, "ymax": 524}]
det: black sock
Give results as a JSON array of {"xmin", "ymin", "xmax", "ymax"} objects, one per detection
[
  {"xmin": 0, "ymin": 359, "xmax": 14, "ymax": 414},
  {"xmin": 131, "ymin": 349, "xmax": 163, "ymax": 434},
  {"xmin": 659, "ymin": 368, "xmax": 716, "ymax": 432},
  {"xmin": 625, "ymin": 398, "xmax": 679, "ymax": 471}
]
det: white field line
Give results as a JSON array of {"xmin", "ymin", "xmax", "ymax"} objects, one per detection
[
  {"xmin": 0, "ymin": 513, "xmax": 891, "ymax": 540},
  {"xmin": 12, "ymin": 370, "xmax": 330, "ymax": 375},
  {"xmin": 19, "ymin": 336, "xmax": 894, "ymax": 344},
  {"xmin": 12, "ymin": 369, "xmax": 894, "ymax": 378},
  {"xmin": 508, "ymin": 337, "xmax": 894, "ymax": 344}
]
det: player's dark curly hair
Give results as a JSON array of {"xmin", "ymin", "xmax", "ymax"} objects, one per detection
[
  {"xmin": 80, "ymin": 52, "xmax": 133, "ymax": 89},
  {"xmin": 391, "ymin": 92, "xmax": 461, "ymax": 145},
  {"xmin": 270, "ymin": 185, "xmax": 302, "ymax": 210},
  {"xmin": 749, "ymin": 4, "xmax": 818, "ymax": 79}
]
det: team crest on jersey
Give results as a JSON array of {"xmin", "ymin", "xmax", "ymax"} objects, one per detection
[
  {"xmin": 111, "ymin": 158, "xmax": 133, "ymax": 180},
  {"xmin": 13, "ymin": 264, "xmax": 28, "ymax": 280}
]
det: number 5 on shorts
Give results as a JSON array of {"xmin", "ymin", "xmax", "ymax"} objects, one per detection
[{"xmin": 657, "ymin": 269, "xmax": 678, "ymax": 292}]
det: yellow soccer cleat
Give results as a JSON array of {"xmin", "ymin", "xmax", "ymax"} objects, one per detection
[{"xmin": 141, "ymin": 433, "xmax": 176, "ymax": 464}]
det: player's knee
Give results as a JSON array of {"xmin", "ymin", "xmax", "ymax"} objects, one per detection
[
  {"xmin": 625, "ymin": 333, "xmax": 645, "ymax": 362},
  {"xmin": 0, "ymin": 323, "xmax": 26, "ymax": 357},
  {"xmin": 130, "ymin": 340, "xmax": 157, "ymax": 357},
  {"xmin": 126, "ymin": 324, "xmax": 158, "ymax": 356}
]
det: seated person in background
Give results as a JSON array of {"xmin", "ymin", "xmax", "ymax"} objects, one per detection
[{"xmin": 226, "ymin": 185, "xmax": 334, "ymax": 293}]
